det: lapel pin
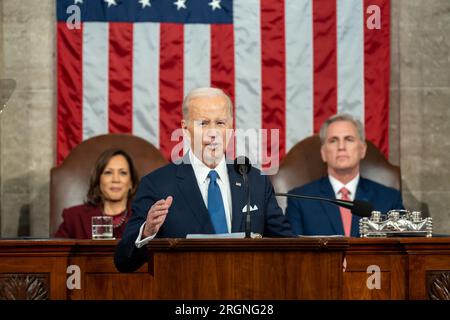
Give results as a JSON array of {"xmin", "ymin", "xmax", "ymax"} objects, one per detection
[{"xmin": 235, "ymin": 182, "xmax": 242, "ymax": 187}]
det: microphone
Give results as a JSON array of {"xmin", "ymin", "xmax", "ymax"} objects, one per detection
[
  {"xmin": 234, "ymin": 155, "xmax": 252, "ymax": 176},
  {"xmin": 234, "ymin": 156, "xmax": 252, "ymax": 238},
  {"xmin": 275, "ymin": 193, "xmax": 373, "ymax": 217}
]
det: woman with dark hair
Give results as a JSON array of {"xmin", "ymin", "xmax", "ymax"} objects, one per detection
[{"xmin": 55, "ymin": 148, "xmax": 139, "ymax": 239}]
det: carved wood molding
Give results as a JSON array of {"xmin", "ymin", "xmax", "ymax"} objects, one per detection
[
  {"xmin": 0, "ymin": 274, "xmax": 49, "ymax": 300},
  {"xmin": 428, "ymin": 272, "xmax": 450, "ymax": 300}
]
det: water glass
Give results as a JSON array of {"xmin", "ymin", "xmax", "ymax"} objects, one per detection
[{"xmin": 91, "ymin": 216, "xmax": 113, "ymax": 240}]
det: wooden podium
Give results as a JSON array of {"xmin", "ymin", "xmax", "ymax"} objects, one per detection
[
  {"xmin": 147, "ymin": 238, "xmax": 347, "ymax": 299},
  {"xmin": 1, "ymin": 237, "xmax": 450, "ymax": 300}
]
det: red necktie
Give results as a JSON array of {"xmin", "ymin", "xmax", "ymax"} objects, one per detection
[{"xmin": 339, "ymin": 187, "xmax": 352, "ymax": 237}]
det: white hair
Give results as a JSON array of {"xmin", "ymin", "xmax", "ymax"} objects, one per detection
[{"xmin": 182, "ymin": 87, "xmax": 233, "ymax": 120}]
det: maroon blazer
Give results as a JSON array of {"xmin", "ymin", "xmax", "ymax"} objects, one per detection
[{"xmin": 54, "ymin": 204, "xmax": 129, "ymax": 239}]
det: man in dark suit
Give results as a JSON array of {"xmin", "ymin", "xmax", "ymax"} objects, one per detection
[
  {"xmin": 285, "ymin": 114, "xmax": 403, "ymax": 237},
  {"xmin": 115, "ymin": 87, "xmax": 293, "ymax": 272}
]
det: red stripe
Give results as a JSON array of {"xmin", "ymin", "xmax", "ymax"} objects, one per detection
[
  {"xmin": 159, "ymin": 23, "xmax": 184, "ymax": 160},
  {"xmin": 108, "ymin": 23, "xmax": 133, "ymax": 133},
  {"xmin": 312, "ymin": 0, "xmax": 337, "ymax": 133},
  {"xmin": 364, "ymin": 0, "xmax": 390, "ymax": 157},
  {"xmin": 56, "ymin": 22, "xmax": 83, "ymax": 165},
  {"xmin": 260, "ymin": 0, "xmax": 286, "ymax": 168},
  {"xmin": 211, "ymin": 24, "xmax": 235, "ymax": 120},
  {"xmin": 211, "ymin": 24, "xmax": 235, "ymax": 158}
]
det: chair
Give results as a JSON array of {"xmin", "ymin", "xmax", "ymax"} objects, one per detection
[
  {"xmin": 270, "ymin": 135, "xmax": 401, "ymax": 211},
  {"xmin": 50, "ymin": 134, "xmax": 167, "ymax": 236}
]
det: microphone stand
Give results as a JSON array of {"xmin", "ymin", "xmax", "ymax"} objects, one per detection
[
  {"xmin": 275, "ymin": 193, "xmax": 353, "ymax": 209},
  {"xmin": 242, "ymin": 168, "xmax": 251, "ymax": 238},
  {"xmin": 274, "ymin": 192, "xmax": 373, "ymax": 217},
  {"xmin": 234, "ymin": 156, "xmax": 253, "ymax": 238}
]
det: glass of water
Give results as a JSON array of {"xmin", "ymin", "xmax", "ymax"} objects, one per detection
[{"xmin": 91, "ymin": 216, "xmax": 113, "ymax": 240}]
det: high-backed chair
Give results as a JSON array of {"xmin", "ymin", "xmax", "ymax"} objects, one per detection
[
  {"xmin": 270, "ymin": 135, "xmax": 401, "ymax": 211},
  {"xmin": 50, "ymin": 134, "xmax": 167, "ymax": 236}
]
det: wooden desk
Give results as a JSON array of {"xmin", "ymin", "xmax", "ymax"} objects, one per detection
[
  {"xmin": 0, "ymin": 238, "xmax": 449, "ymax": 300},
  {"xmin": 0, "ymin": 239, "xmax": 152, "ymax": 300},
  {"xmin": 147, "ymin": 238, "xmax": 347, "ymax": 299}
]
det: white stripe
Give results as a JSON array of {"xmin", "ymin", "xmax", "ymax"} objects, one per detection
[
  {"xmin": 285, "ymin": 0, "xmax": 314, "ymax": 151},
  {"xmin": 83, "ymin": 22, "xmax": 109, "ymax": 139},
  {"xmin": 132, "ymin": 23, "xmax": 160, "ymax": 148},
  {"xmin": 337, "ymin": 0, "xmax": 365, "ymax": 122},
  {"xmin": 184, "ymin": 24, "xmax": 211, "ymax": 96},
  {"xmin": 234, "ymin": 0, "xmax": 262, "ymax": 167}
]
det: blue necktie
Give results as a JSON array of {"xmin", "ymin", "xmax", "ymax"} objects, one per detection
[{"xmin": 207, "ymin": 170, "xmax": 228, "ymax": 234}]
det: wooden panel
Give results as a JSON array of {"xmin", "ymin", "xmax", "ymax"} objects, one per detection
[
  {"xmin": 343, "ymin": 238, "xmax": 407, "ymax": 299},
  {"xmin": 65, "ymin": 240, "xmax": 150, "ymax": 300},
  {"xmin": 152, "ymin": 251, "xmax": 343, "ymax": 299},
  {"xmin": 343, "ymin": 271, "xmax": 391, "ymax": 299},
  {"xmin": 0, "ymin": 256, "xmax": 70, "ymax": 300},
  {"xmin": 84, "ymin": 273, "xmax": 153, "ymax": 299},
  {"xmin": 0, "ymin": 273, "xmax": 49, "ymax": 300},
  {"xmin": 401, "ymin": 238, "xmax": 450, "ymax": 300},
  {"xmin": 148, "ymin": 238, "xmax": 346, "ymax": 299}
]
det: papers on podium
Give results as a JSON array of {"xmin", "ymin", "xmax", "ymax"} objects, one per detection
[{"xmin": 186, "ymin": 232, "xmax": 262, "ymax": 239}]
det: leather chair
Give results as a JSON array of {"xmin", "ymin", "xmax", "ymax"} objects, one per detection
[
  {"xmin": 50, "ymin": 134, "xmax": 167, "ymax": 236},
  {"xmin": 270, "ymin": 135, "xmax": 401, "ymax": 211}
]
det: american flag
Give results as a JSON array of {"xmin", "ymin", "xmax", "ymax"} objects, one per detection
[{"xmin": 56, "ymin": 0, "xmax": 390, "ymax": 167}]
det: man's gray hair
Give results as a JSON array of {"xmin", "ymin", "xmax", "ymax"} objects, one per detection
[
  {"xmin": 182, "ymin": 87, "xmax": 233, "ymax": 121},
  {"xmin": 319, "ymin": 113, "xmax": 365, "ymax": 144}
]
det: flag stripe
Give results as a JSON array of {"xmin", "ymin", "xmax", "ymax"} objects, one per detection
[
  {"xmin": 211, "ymin": 23, "xmax": 236, "ymax": 159},
  {"xmin": 234, "ymin": 0, "xmax": 262, "ymax": 166},
  {"xmin": 210, "ymin": 24, "xmax": 235, "ymax": 115},
  {"xmin": 337, "ymin": 0, "xmax": 365, "ymax": 121},
  {"xmin": 261, "ymin": 0, "xmax": 286, "ymax": 165},
  {"xmin": 82, "ymin": 22, "xmax": 109, "ymax": 140},
  {"xmin": 159, "ymin": 23, "xmax": 184, "ymax": 160},
  {"xmin": 108, "ymin": 22, "xmax": 133, "ymax": 133},
  {"xmin": 364, "ymin": 0, "xmax": 390, "ymax": 157},
  {"xmin": 285, "ymin": 0, "xmax": 314, "ymax": 151},
  {"xmin": 132, "ymin": 22, "xmax": 160, "ymax": 148},
  {"xmin": 57, "ymin": 22, "xmax": 83, "ymax": 165},
  {"xmin": 312, "ymin": 0, "xmax": 338, "ymax": 133},
  {"xmin": 184, "ymin": 24, "xmax": 211, "ymax": 96}
]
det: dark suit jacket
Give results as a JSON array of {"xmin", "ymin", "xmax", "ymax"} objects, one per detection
[
  {"xmin": 114, "ymin": 157, "xmax": 294, "ymax": 272},
  {"xmin": 285, "ymin": 176, "xmax": 404, "ymax": 237},
  {"xmin": 54, "ymin": 204, "xmax": 129, "ymax": 239}
]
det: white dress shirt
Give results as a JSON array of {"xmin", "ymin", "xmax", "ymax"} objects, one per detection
[
  {"xmin": 328, "ymin": 174, "xmax": 360, "ymax": 201},
  {"xmin": 135, "ymin": 152, "xmax": 232, "ymax": 248},
  {"xmin": 188, "ymin": 151, "xmax": 232, "ymax": 232}
]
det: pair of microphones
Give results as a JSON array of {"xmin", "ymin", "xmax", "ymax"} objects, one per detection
[{"xmin": 233, "ymin": 156, "xmax": 373, "ymax": 221}]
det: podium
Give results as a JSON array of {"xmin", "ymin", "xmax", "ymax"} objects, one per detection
[
  {"xmin": 147, "ymin": 238, "xmax": 347, "ymax": 299},
  {"xmin": 1, "ymin": 237, "xmax": 450, "ymax": 299}
]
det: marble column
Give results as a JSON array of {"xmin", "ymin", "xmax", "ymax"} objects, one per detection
[
  {"xmin": 0, "ymin": 0, "xmax": 55, "ymax": 237},
  {"xmin": 397, "ymin": 0, "xmax": 450, "ymax": 233}
]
